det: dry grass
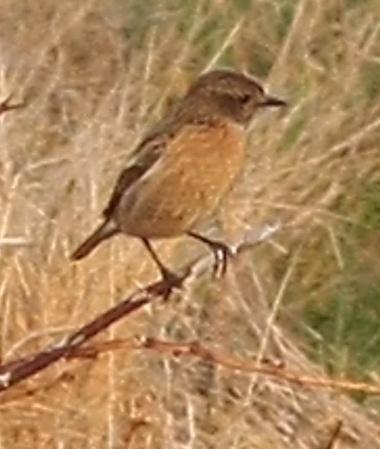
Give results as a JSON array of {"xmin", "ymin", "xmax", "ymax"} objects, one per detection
[{"xmin": 0, "ymin": 0, "xmax": 379, "ymax": 447}]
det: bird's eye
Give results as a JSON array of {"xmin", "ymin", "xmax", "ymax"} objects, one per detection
[{"xmin": 239, "ymin": 94, "xmax": 251, "ymax": 104}]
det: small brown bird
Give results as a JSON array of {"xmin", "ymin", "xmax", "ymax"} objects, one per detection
[{"xmin": 71, "ymin": 69, "xmax": 286, "ymax": 282}]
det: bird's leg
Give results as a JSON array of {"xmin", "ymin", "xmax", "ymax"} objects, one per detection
[
  {"xmin": 187, "ymin": 232, "xmax": 233, "ymax": 278},
  {"xmin": 141, "ymin": 238, "xmax": 184, "ymax": 298}
]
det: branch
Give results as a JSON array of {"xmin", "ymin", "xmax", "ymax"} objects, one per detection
[
  {"xmin": 7, "ymin": 337, "xmax": 380, "ymax": 400},
  {"xmin": 0, "ymin": 223, "xmax": 280, "ymax": 393},
  {"xmin": 0, "ymin": 276, "xmax": 187, "ymax": 391},
  {"xmin": 71, "ymin": 338, "xmax": 380, "ymax": 396}
]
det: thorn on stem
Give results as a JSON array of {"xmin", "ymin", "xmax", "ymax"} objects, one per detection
[{"xmin": 0, "ymin": 93, "xmax": 26, "ymax": 116}]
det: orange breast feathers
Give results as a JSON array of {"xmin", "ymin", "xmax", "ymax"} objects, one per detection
[
  {"xmin": 165, "ymin": 119, "xmax": 246, "ymax": 195},
  {"xmin": 117, "ymin": 120, "xmax": 246, "ymax": 238}
]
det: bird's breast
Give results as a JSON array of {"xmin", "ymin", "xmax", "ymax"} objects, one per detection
[{"xmin": 116, "ymin": 120, "xmax": 246, "ymax": 238}]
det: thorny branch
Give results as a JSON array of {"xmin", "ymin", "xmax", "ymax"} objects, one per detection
[
  {"xmin": 1, "ymin": 223, "xmax": 379, "ymax": 397},
  {"xmin": 141, "ymin": 341, "xmax": 380, "ymax": 395},
  {"xmin": 64, "ymin": 338, "xmax": 380, "ymax": 395},
  {"xmin": 0, "ymin": 223, "xmax": 280, "ymax": 392},
  {"xmin": 3, "ymin": 335, "xmax": 380, "ymax": 404},
  {"xmin": 0, "ymin": 278, "xmax": 175, "ymax": 391}
]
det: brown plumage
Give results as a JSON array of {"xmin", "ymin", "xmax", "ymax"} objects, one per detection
[{"xmin": 71, "ymin": 69, "xmax": 286, "ymax": 279}]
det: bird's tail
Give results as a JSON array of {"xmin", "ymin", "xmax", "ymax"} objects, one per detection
[{"xmin": 70, "ymin": 220, "xmax": 119, "ymax": 261}]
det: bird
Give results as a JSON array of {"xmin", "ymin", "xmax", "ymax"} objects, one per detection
[{"xmin": 70, "ymin": 69, "xmax": 286, "ymax": 285}]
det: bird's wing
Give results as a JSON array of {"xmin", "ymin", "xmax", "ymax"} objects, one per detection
[{"xmin": 102, "ymin": 134, "xmax": 166, "ymax": 218}]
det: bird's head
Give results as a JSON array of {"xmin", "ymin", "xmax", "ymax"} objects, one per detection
[{"xmin": 187, "ymin": 69, "xmax": 287, "ymax": 125}]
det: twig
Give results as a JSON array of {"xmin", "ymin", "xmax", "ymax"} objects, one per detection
[
  {"xmin": 0, "ymin": 276, "xmax": 187, "ymax": 392},
  {"xmin": 31, "ymin": 338, "xmax": 380, "ymax": 396},
  {"xmin": 0, "ymin": 93, "xmax": 25, "ymax": 116},
  {"xmin": 143, "ymin": 340, "xmax": 380, "ymax": 395},
  {"xmin": 323, "ymin": 420, "xmax": 343, "ymax": 449}
]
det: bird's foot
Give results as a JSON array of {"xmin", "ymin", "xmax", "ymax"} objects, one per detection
[
  {"xmin": 207, "ymin": 240, "xmax": 233, "ymax": 279},
  {"xmin": 187, "ymin": 232, "xmax": 234, "ymax": 279},
  {"xmin": 149, "ymin": 268, "xmax": 189, "ymax": 300}
]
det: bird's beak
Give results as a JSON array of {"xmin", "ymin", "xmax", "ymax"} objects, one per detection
[{"xmin": 260, "ymin": 95, "xmax": 287, "ymax": 108}]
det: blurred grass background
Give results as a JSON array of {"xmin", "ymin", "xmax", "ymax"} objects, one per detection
[{"xmin": 0, "ymin": 0, "xmax": 379, "ymax": 447}]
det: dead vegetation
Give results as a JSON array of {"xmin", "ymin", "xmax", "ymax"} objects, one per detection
[{"xmin": 0, "ymin": 0, "xmax": 379, "ymax": 447}]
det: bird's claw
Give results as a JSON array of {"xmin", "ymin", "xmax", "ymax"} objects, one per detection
[
  {"xmin": 210, "ymin": 241, "xmax": 233, "ymax": 279},
  {"xmin": 148, "ymin": 268, "xmax": 189, "ymax": 300}
]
